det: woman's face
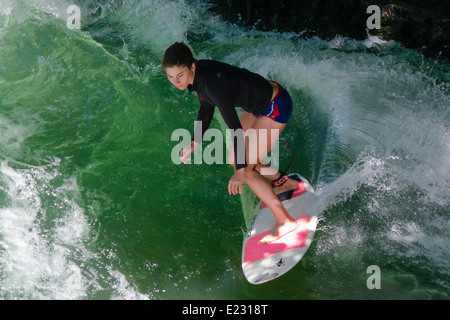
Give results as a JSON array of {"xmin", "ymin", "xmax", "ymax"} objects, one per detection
[{"xmin": 165, "ymin": 63, "xmax": 195, "ymax": 90}]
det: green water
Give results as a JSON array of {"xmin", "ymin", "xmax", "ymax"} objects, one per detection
[{"xmin": 0, "ymin": 0, "xmax": 448, "ymax": 299}]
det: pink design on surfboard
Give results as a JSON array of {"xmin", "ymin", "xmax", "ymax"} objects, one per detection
[{"xmin": 243, "ymin": 216, "xmax": 311, "ymax": 268}]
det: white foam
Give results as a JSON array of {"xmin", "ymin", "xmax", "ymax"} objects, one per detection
[
  {"xmin": 0, "ymin": 159, "xmax": 84, "ymax": 299},
  {"xmin": 112, "ymin": 0, "xmax": 197, "ymax": 54},
  {"xmin": 0, "ymin": 158, "xmax": 148, "ymax": 299}
]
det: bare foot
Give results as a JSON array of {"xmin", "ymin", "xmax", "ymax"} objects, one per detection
[
  {"xmin": 273, "ymin": 178, "xmax": 299, "ymax": 195},
  {"xmin": 259, "ymin": 219, "xmax": 298, "ymax": 244}
]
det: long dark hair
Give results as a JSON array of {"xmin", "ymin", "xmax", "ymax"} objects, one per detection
[{"xmin": 161, "ymin": 42, "xmax": 195, "ymax": 69}]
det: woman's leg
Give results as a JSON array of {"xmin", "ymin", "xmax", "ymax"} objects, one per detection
[
  {"xmin": 228, "ymin": 112, "xmax": 298, "ymax": 194},
  {"xmin": 242, "ymin": 115, "xmax": 298, "ymax": 244}
]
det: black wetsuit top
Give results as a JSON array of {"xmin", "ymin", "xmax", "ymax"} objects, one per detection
[{"xmin": 187, "ymin": 59, "xmax": 273, "ymax": 170}]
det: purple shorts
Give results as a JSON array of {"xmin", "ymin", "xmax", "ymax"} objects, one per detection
[{"xmin": 253, "ymin": 82, "xmax": 293, "ymax": 124}]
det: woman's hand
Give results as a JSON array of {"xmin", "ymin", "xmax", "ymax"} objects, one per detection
[
  {"xmin": 180, "ymin": 140, "xmax": 199, "ymax": 164},
  {"xmin": 228, "ymin": 168, "xmax": 245, "ymax": 195}
]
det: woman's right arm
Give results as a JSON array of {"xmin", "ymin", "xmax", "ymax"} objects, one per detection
[
  {"xmin": 180, "ymin": 97, "xmax": 214, "ymax": 164},
  {"xmin": 192, "ymin": 97, "xmax": 215, "ymax": 143}
]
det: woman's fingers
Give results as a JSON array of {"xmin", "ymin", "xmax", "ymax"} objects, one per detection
[
  {"xmin": 228, "ymin": 180, "xmax": 242, "ymax": 195},
  {"xmin": 179, "ymin": 148, "xmax": 191, "ymax": 164},
  {"xmin": 228, "ymin": 168, "xmax": 245, "ymax": 195}
]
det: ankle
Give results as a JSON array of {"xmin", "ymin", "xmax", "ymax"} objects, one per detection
[{"xmin": 271, "ymin": 173, "xmax": 289, "ymax": 187}]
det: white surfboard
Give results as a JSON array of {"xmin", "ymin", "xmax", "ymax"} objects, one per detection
[{"xmin": 242, "ymin": 173, "xmax": 318, "ymax": 284}]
